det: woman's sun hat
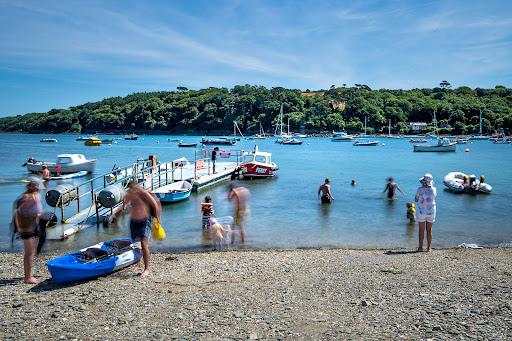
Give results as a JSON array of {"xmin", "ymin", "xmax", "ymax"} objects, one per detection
[{"xmin": 419, "ymin": 173, "xmax": 434, "ymax": 186}]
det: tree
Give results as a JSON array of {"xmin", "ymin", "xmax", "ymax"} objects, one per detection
[
  {"xmin": 439, "ymin": 80, "xmax": 451, "ymax": 89},
  {"xmin": 177, "ymin": 86, "xmax": 188, "ymax": 92}
]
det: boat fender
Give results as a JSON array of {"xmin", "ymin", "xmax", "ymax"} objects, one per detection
[
  {"xmin": 97, "ymin": 184, "xmax": 125, "ymax": 208},
  {"xmin": 45, "ymin": 184, "xmax": 78, "ymax": 207}
]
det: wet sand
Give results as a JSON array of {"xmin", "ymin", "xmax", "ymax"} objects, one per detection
[{"xmin": 0, "ymin": 248, "xmax": 511, "ymax": 340}]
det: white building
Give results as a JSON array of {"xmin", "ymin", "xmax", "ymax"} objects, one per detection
[{"xmin": 409, "ymin": 122, "xmax": 428, "ymax": 132}]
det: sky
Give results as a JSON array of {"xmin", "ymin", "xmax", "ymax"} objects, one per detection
[{"xmin": 1, "ymin": 0, "xmax": 511, "ymax": 116}]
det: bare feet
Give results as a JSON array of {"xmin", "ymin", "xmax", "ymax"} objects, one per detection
[
  {"xmin": 140, "ymin": 269, "xmax": 150, "ymax": 278},
  {"xmin": 417, "ymin": 247, "xmax": 423, "ymax": 252},
  {"xmin": 24, "ymin": 277, "xmax": 40, "ymax": 285},
  {"xmin": 427, "ymin": 248, "xmax": 432, "ymax": 252}
]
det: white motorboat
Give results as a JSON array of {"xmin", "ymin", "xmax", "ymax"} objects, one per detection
[
  {"xmin": 413, "ymin": 112, "xmax": 456, "ymax": 152},
  {"xmin": 40, "ymin": 138, "xmax": 58, "ymax": 143},
  {"xmin": 239, "ymin": 146, "xmax": 278, "ymax": 178},
  {"xmin": 353, "ymin": 139, "xmax": 379, "ymax": 146},
  {"xmin": 414, "ymin": 138, "xmax": 456, "ymax": 152},
  {"xmin": 24, "ymin": 154, "xmax": 96, "ymax": 174},
  {"xmin": 443, "ymin": 172, "xmax": 492, "ymax": 194},
  {"xmin": 332, "ymin": 131, "xmax": 353, "ymax": 142},
  {"xmin": 456, "ymin": 137, "xmax": 469, "ymax": 144},
  {"xmin": 275, "ymin": 137, "xmax": 303, "ymax": 145}
]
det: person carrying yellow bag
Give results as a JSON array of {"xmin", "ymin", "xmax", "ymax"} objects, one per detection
[{"xmin": 152, "ymin": 217, "xmax": 166, "ymax": 240}]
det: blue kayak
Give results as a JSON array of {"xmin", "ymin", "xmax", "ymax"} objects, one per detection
[{"xmin": 47, "ymin": 238, "xmax": 142, "ymax": 284}]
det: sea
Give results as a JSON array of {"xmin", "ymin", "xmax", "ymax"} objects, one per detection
[{"xmin": 1, "ymin": 133, "xmax": 511, "ymax": 253}]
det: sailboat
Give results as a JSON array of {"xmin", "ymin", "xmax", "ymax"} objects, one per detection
[
  {"xmin": 469, "ymin": 110, "xmax": 491, "ymax": 140},
  {"xmin": 247, "ymin": 122, "xmax": 266, "ymax": 140},
  {"xmin": 353, "ymin": 116, "xmax": 380, "ymax": 146},
  {"xmin": 226, "ymin": 122, "xmax": 244, "ymax": 142},
  {"xmin": 274, "ymin": 104, "xmax": 302, "ymax": 145},
  {"xmin": 413, "ymin": 111, "xmax": 456, "ymax": 152}
]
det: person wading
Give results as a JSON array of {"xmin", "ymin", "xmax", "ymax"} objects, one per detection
[{"xmin": 318, "ymin": 178, "xmax": 334, "ymax": 203}]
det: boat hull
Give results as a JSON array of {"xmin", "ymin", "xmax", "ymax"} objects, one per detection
[
  {"xmin": 240, "ymin": 163, "xmax": 278, "ymax": 178},
  {"xmin": 26, "ymin": 160, "xmax": 96, "ymax": 174},
  {"xmin": 443, "ymin": 172, "xmax": 492, "ymax": 194},
  {"xmin": 153, "ymin": 181, "xmax": 193, "ymax": 203},
  {"xmin": 414, "ymin": 144, "xmax": 456, "ymax": 152},
  {"xmin": 47, "ymin": 238, "xmax": 142, "ymax": 284}
]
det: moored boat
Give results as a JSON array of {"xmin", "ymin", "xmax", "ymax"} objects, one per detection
[
  {"xmin": 124, "ymin": 134, "xmax": 138, "ymax": 140},
  {"xmin": 178, "ymin": 142, "xmax": 197, "ymax": 148},
  {"xmin": 275, "ymin": 137, "xmax": 302, "ymax": 145},
  {"xmin": 239, "ymin": 146, "xmax": 278, "ymax": 178},
  {"xmin": 413, "ymin": 138, "xmax": 456, "ymax": 152},
  {"xmin": 443, "ymin": 172, "xmax": 492, "ymax": 194},
  {"xmin": 24, "ymin": 154, "xmax": 96, "ymax": 174},
  {"xmin": 332, "ymin": 131, "xmax": 353, "ymax": 142},
  {"xmin": 353, "ymin": 140, "xmax": 379, "ymax": 146},
  {"xmin": 409, "ymin": 139, "xmax": 427, "ymax": 143},
  {"xmin": 153, "ymin": 180, "xmax": 192, "ymax": 203},
  {"xmin": 456, "ymin": 137, "xmax": 469, "ymax": 144},
  {"xmin": 84, "ymin": 137, "xmax": 102, "ymax": 146},
  {"xmin": 200, "ymin": 137, "xmax": 236, "ymax": 145},
  {"xmin": 47, "ymin": 238, "xmax": 142, "ymax": 284},
  {"xmin": 40, "ymin": 138, "xmax": 58, "ymax": 143}
]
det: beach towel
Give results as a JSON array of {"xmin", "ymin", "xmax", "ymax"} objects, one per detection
[{"xmin": 457, "ymin": 243, "xmax": 483, "ymax": 249}]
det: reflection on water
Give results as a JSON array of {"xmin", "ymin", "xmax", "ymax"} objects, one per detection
[{"xmin": 0, "ymin": 134, "xmax": 511, "ymax": 253}]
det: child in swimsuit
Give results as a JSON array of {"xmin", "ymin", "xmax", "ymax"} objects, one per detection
[
  {"xmin": 201, "ymin": 196, "xmax": 215, "ymax": 229},
  {"xmin": 406, "ymin": 202, "xmax": 416, "ymax": 223}
]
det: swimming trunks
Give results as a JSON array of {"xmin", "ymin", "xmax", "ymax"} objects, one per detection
[
  {"xmin": 130, "ymin": 218, "xmax": 152, "ymax": 240},
  {"xmin": 321, "ymin": 195, "xmax": 331, "ymax": 204}
]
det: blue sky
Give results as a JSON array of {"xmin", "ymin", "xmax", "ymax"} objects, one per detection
[{"xmin": 1, "ymin": 0, "xmax": 511, "ymax": 116}]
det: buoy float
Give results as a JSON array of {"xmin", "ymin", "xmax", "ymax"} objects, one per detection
[{"xmin": 464, "ymin": 148, "xmax": 470, "ymax": 152}]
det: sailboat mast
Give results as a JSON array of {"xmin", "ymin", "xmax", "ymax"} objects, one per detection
[
  {"xmin": 287, "ymin": 117, "xmax": 290, "ymax": 135},
  {"xmin": 479, "ymin": 110, "xmax": 483, "ymax": 135},
  {"xmin": 388, "ymin": 119, "xmax": 391, "ymax": 136},
  {"xmin": 364, "ymin": 116, "xmax": 367, "ymax": 135},
  {"xmin": 279, "ymin": 103, "xmax": 284, "ymax": 136}
]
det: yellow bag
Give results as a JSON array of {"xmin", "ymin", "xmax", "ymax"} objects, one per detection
[{"xmin": 152, "ymin": 218, "xmax": 166, "ymax": 240}]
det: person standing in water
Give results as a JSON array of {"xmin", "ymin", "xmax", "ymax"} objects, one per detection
[
  {"xmin": 318, "ymin": 178, "xmax": 334, "ymax": 203},
  {"xmin": 415, "ymin": 174, "xmax": 436, "ymax": 252},
  {"xmin": 14, "ymin": 179, "xmax": 43, "ymax": 284},
  {"xmin": 120, "ymin": 180, "xmax": 161, "ymax": 278},
  {"xmin": 228, "ymin": 183, "xmax": 250, "ymax": 244},
  {"xmin": 383, "ymin": 177, "xmax": 403, "ymax": 200},
  {"xmin": 41, "ymin": 165, "xmax": 50, "ymax": 181}
]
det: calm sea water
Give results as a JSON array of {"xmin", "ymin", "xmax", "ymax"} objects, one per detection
[{"xmin": 1, "ymin": 133, "xmax": 511, "ymax": 253}]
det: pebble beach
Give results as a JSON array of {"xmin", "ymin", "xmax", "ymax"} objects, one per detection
[{"xmin": 0, "ymin": 247, "xmax": 511, "ymax": 340}]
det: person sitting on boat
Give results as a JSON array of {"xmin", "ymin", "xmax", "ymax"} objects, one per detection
[
  {"xmin": 461, "ymin": 175, "xmax": 469, "ymax": 189},
  {"xmin": 468, "ymin": 175, "xmax": 478, "ymax": 190},
  {"xmin": 383, "ymin": 177, "xmax": 403, "ymax": 200},
  {"xmin": 201, "ymin": 195, "xmax": 215, "ymax": 229},
  {"xmin": 318, "ymin": 178, "xmax": 334, "ymax": 204}
]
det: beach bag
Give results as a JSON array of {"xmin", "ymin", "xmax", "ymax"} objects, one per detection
[{"xmin": 152, "ymin": 218, "xmax": 166, "ymax": 240}]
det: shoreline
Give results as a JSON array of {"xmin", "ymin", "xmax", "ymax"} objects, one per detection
[{"xmin": 1, "ymin": 248, "xmax": 510, "ymax": 340}]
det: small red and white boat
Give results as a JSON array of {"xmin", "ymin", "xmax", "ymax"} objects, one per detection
[{"xmin": 239, "ymin": 146, "xmax": 278, "ymax": 178}]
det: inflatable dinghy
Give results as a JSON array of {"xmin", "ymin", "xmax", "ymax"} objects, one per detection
[
  {"xmin": 49, "ymin": 171, "xmax": 88, "ymax": 180},
  {"xmin": 443, "ymin": 172, "xmax": 492, "ymax": 194},
  {"xmin": 47, "ymin": 238, "xmax": 141, "ymax": 284}
]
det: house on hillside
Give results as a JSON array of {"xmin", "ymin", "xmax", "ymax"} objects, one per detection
[{"xmin": 408, "ymin": 122, "xmax": 428, "ymax": 132}]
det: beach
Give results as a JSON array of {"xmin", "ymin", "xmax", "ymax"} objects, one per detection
[{"xmin": 0, "ymin": 248, "xmax": 510, "ymax": 340}]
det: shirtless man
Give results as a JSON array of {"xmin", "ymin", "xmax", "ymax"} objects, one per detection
[
  {"xmin": 41, "ymin": 165, "xmax": 50, "ymax": 181},
  {"xmin": 318, "ymin": 178, "xmax": 334, "ymax": 204},
  {"xmin": 228, "ymin": 183, "xmax": 250, "ymax": 244},
  {"xmin": 120, "ymin": 180, "xmax": 161, "ymax": 278}
]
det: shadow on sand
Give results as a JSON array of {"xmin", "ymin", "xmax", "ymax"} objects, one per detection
[{"xmin": 383, "ymin": 249, "xmax": 420, "ymax": 255}]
